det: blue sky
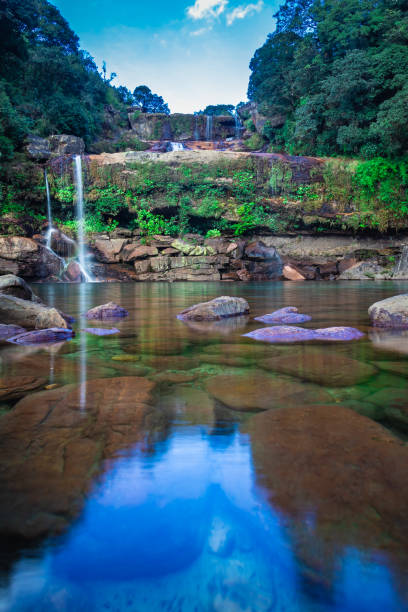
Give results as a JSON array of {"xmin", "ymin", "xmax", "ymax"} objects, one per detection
[{"xmin": 51, "ymin": 0, "xmax": 280, "ymax": 112}]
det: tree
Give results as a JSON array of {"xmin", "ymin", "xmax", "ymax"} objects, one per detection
[
  {"xmin": 132, "ymin": 85, "xmax": 170, "ymax": 114},
  {"xmin": 196, "ymin": 104, "xmax": 235, "ymax": 116}
]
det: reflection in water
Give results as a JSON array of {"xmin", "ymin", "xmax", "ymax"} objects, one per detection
[
  {"xmin": 369, "ymin": 327, "xmax": 408, "ymax": 355},
  {"xmin": 0, "ymin": 281, "xmax": 408, "ymax": 611}
]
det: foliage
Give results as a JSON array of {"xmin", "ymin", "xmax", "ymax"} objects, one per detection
[
  {"xmin": 205, "ymin": 229, "xmax": 221, "ymax": 238},
  {"xmin": 132, "ymin": 85, "xmax": 170, "ymax": 114},
  {"xmin": 248, "ymin": 0, "xmax": 408, "ymax": 157},
  {"xmin": 133, "ymin": 199, "xmax": 178, "ymax": 236},
  {"xmin": 196, "ymin": 105, "xmax": 235, "ymax": 116}
]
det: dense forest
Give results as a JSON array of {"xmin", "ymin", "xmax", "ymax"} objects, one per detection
[{"xmin": 248, "ymin": 0, "xmax": 408, "ymax": 158}]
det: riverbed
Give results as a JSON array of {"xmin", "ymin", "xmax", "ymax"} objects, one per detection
[{"xmin": 0, "ymin": 281, "xmax": 408, "ymax": 611}]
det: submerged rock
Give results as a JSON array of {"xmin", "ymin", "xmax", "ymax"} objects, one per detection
[
  {"xmin": 0, "ymin": 294, "xmax": 70, "ymax": 330},
  {"xmin": 7, "ymin": 328, "xmax": 74, "ymax": 345},
  {"xmin": 260, "ymin": 348, "xmax": 377, "ymax": 387},
  {"xmin": 249, "ymin": 405, "xmax": 408, "ymax": 569},
  {"xmin": 0, "ymin": 376, "xmax": 47, "ymax": 401},
  {"xmin": 368, "ymin": 294, "xmax": 408, "ymax": 329},
  {"xmin": 254, "ymin": 306, "xmax": 311, "ymax": 325},
  {"xmin": 205, "ymin": 372, "xmax": 330, "ymax": 412},
  {"xmin": 178, "ymin": 296, "xmax": 250, "ymax": 321},
  {"xmin": 244, "ymin": 325, "xmax": 363, "ymax": 343},
  {"xmin": 0, "ymin": 377, "xmax": 156, "ymax": 539},
  {"xmin": 85, "ymin": 302, "xmax": 129, "ymax": 320}
]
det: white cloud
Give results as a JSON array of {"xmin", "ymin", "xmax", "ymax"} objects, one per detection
[
  {"xmin": 226, "ymin": 1, "xmax": 264, "ymax": 25},
  {"xmin": 190, "ymin": 26, "xmax": 213, "ymax": 36},
  {"xmin": 187, "ymin": 0, "xmax": 228, "ymax": 20}
]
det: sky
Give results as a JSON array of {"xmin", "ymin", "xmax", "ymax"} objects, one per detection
[{"xmin": 51, "ymin": 0, "xmax": 280, "ymax": 113}]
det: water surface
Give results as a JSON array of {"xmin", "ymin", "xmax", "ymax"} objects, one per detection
[{"xmin": 0, "ymin": 281, "xmax": 408, "ymax": 611}]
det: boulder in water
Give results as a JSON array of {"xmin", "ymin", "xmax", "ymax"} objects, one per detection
[
  {"xmin": 368, "ymin": 294, "xmax": 408, "ymax": 328},
  {"xmin": 0, "ymin": 376, "xmax": 47, "ymax": 401},
  {"xmin": 244, "ymin": 325, "xmax": 363, "ymax": 343},
  {"xmin": 85, "ymin": 302, "xmax": 129, "ymax": 320},
  {"xmin": 178, "ymin": 296, "xmax": 250, "ymax": 321},
  {"xmin": 254, "ymin": 306, "xmax": 311, "ymax": 324},
  {"xmin": 7, "ymin": 328, "xmax": 74, "ymax": 345},
  {"xmin": 0, "ymin": 294, "xmax": 70, "ymax": 330},
  {"xmin": 0, "ymin": 323, "xmax": 26, "ymax": 340},
  {"xmin": 0, "ymin": 274, "xmax": 41, "ymax": 302},
  {"xmin": 84, "ymin": 328, "xmax": 120, "ymax": 336}
]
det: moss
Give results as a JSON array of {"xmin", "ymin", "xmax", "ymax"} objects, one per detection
[{"xmin": 244, "ymin": 133, "xmax": 265, "ymax": 151}]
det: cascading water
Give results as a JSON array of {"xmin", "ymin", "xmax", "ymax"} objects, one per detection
[
  {"xmin": 234, "ymin": 111, "xmax": 243, "ymax": 140},
  {"xmin": 44, "ymin": 170, "xmax": 53, "ymax": 249},
  {"xmin": 393, "ymin": 246, "xmax": 408, "ymax": 277},
  {"xmin": 73, "ymin": 155, "xmax": 93, "ymax": 282},
  {"xmin": 206, "ymin": 115, "xmax": 213, "ymax": 141},
  {"xmin": 169, "ymin": 142, "xmax": 185, "ymax": 151}
]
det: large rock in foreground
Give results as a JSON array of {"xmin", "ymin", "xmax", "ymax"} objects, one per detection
[
  {"xmin": 244, "ymin": 325, "xmax": 364, "ymax": 343},
  {"xmin": 177, "ymin": 296, "xmax": 250, "ymax": 321},
  {"xmin": 0, "ymin": 237, "xmax": 62, "ymax": 279},
  {"xmin": 0, "ymin": 294, "xmax": 69, "ymax": 329},
  {"xmin": 368, "ymin": 294, "xmax": 408, "ymax": 329},
  {"xmin": 0, "ymin": 377, "xmax": 156, "ymax": 539},
  {"xmin": 249, "ymin": 405, "xmax": 408, "ymax": 570}
]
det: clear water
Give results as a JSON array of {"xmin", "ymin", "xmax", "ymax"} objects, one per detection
[{"xmin": 1, "ymin": 281, "xmax": 408, "ymax": 611}]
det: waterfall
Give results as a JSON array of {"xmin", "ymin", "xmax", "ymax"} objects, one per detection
[
  {"xmin": 44, "ymin": 170, "xmax": 53, "ymax": 249},
  {"xmin": 194, "ymin": 116, "xmax": 200, "ymax": 141},
  {"xmin": 205, "ymin": 115, "xmax": 213, "ymax": 141},
  {"xmin": 169, "ymin": 142, "xmax": 185, "ymax": 151},
  {"xmin": 234, "ymin": 111, "xmax": 243, "ymax": 140},
  {"xmin": 394, "ymin": 246, "xmax": 408, "ymax": 277},
  {"xmin": 73, "ymin": 155, "xmax": 93, "ymax": 282}
]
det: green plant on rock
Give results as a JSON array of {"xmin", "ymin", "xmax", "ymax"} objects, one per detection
[
  {"xmin": 205, "ymin": 229, "xmax": 221, "ymax": 238},
  {"xmin": 134, "ymin": 199, "xmax": 178, "ymax": 236}
]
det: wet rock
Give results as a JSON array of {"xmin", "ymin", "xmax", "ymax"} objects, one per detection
[
  {"xmin": 0, "ymin": 274, "xmax": 40, "ymax": 301},
  {"xmin": 249, "ymin": 405, "xmax": 408, "ymax": 564},
  {"xmin": 122, "ymin": 245, "xmax": 158, "ymax": 262},
  {"xmin": 0, "ymin": 376, "xmax": 47, "ymax": 401},
  {"xmin": 368, "ymin": 294, "xmax": 408, "ymax": 329},
  {"xmin": 178, "ymin": 296, "xmax": 250, "ymax": 321},
  {"xmin": 84, "ymin": 328, "xmax": 120, "ymax": 336},
  {"xmin": 63, "ymin": 261, "xmax": 83, "ymax": 282},
  {"xmin": 152, "ymin": 371, "xmax": 197, "ymax": 384},
  {"xmin": 7, "ymin": 328, "xmax": 74, "ymax": 345},
  {"xmin": 260, "ymin": 348, "xmax": 377, "ymax": 387},
  {"xmin": 0, "ymin": 237, "xmax": 62, "ymax": 279},
  {"xmin": 205, "ymin": 372, "xmax": 331, "ymax": 412},
  {"xmin": 338, "ymin": 261, "xmax": 387, "ymax": 280},
  {"xmin": 156, "ymin": 386, "xmax": 215, "ymax": 425},
  {"xmin": 111, "ymin": 354, "xmax": 140, "ymax": 362},
  {"xmin": 50, "ymin": 231, "xmax": 76, "ymax": 258},
  {"xmin": 367, "ymin": 387, "xmax": 408, "ymax": 431},
  {"xmin": 143, "ymin": 355, "xmax": 199, "ymax": 370},
  {"xmin": 0, "ymin": 294, "xmax": 70, "ymax": 329},
  {"xmin": 283, "ymin": 264, "xmax": 306, "ymax": 281},
  {"xmin": 244, "ymin": 326, "xmax": 316, "ymax": 343},
  {"xmin": 254, "ymin": 306, "xmax": 311, "ymax": 325},
  {"xmin": 86, "ymin": 302, "xmax": 129, "ymax": 320},
  {"xmin": 0, "ymin": 323, "xmax": 26, "ymax": 340},
  {"xmin": 244, "ymin": 325, "xmax": 363, "ymax": 343},
  {"xmin": 245, "ymin": 241, "xmax": 281, "ymax": 262},
  {"xmin": 0, "ymin": 377, "xmax": 156, "ymax": 539},
  {"xmin": 179, "ymin": 316, "xmax": 249, "ymax": 334},
  {"xmin": 171, "ymin": 239, "xmax": 215, "ymax": 256},
  {"xmin": 93, "ymin": 238, "xmax": 128, "ymax": 263}
]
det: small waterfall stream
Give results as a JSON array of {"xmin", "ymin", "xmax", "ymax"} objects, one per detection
[
  {"xmin": 234, "ymin": 111, "xmax": 243, "ymax": 139},
  {"xmin": 73, "ymin": 155, "xmax": 93, "ymax": 282},
  {"xmin": 205, "ymin": 115, "xmax": 213, "ymax": 141},
  {"xmin": 44, "ymin": 170, "xmax": 53, "ymax": 249},
  {"xmin": 169, "ymin": 142, "xmax": 185, "ymax": 151},
  {"xmin": 394, "ymin": 246, "xmax": 408, "ymax": 277}
]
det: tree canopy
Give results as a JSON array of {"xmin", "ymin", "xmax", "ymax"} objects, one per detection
[
  {"xmin": 196, "ymin": 105, "xmax": 235, "ymax": 116},
  {"xmin": 248, "ymin": 0, "xmax": 408, "ymax": 157},
  {"xmin": 0, "ymin": 0, "xmax": 126, "ymax": 159},
  {"xmin": 133, "ymin": 86, "xmax": 170, "ymax": 114}
]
